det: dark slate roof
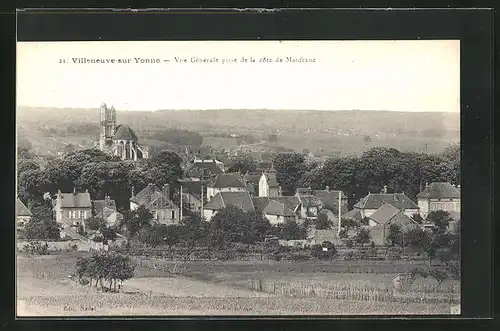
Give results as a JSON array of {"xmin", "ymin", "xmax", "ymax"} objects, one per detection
[
  {"xmin": 204, "ymin": 191, "xmax": 254, "ymax": 212},
  {"xmin": 270, "ymin": 196, "xmax": 301, "ymax": 213},
  {"xmin": 262, "ymin": 168, "xmax": 279, "ymax": 187},
  {"xmin": 58, "ymin": 192, "xmax": 92, "ymax": 208},
  {"xmin": 297, "ymin": 195, "xmax": 324, "ymax": 208},
  {"xmin": 263, "ymin": 200, "xmax": 296, "ymax": 217},
  {"xmin": 113, "ymin": 125, "xmax": 138, "ymax": 141},
  {"xmin": 342, "ymin": 208, "xmax": 363, "ymax": 221},
  {"xmin": 130, "ymin": 183, "xmax": 161, "ymax": 205},
  {"xmin": 16, "ymin": 199, "xmax": 32, "ymax": 217},
  {"xmin": 416, "ymin": 182, "xmax": 461, "ymax": 199},
  {"xmin": 309, "ymin": 189, "xmax": 349, "ymax": 214},
  {"xmin": 354, "ymin": 193, "xmax": 418, "ymax": 210},
  {"xmin": 92, "ymin": 198, "xmax": 116, "ymax": 216},
  {"xmin": 244, "ymin": 171, "xmax": 263, "ymax": 185},
  {"xmin": 252, "ymin": 197, "xmax": 271, "ymax": 214},
  {"xmin": 368, "ymin": 203, "xmax": 401, "ymax": 225},
  {"xmin": 296, "ymin": 187, "xmax": 313, "ymax": 195},
  {"xmin": 179, "ymin": 180, "xmax": 202, "ymax": 199},
  {"xmin": 209, "ymin": 172, "xmax": 246, "ymax": 189},
  {"xmin": 186, "ymin": 162, "xmax": 224, "ymax": 178},
  {"xmin": 147, "ymin": 191, "xmax": 178, "ymax": 209}
]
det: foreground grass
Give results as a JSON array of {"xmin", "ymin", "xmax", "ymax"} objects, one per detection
[{"xmin": 17, "ymin": 252, "xmax": 458, "ymax": 316}]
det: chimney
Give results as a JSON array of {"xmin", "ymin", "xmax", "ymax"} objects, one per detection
[
  {"xmin": 105, "ymin": 194, "xmax": 110, "ymax": 206},
  {"xmin": 425, "ymin": 182, "xmax": 429, "ymax": 188},
  {"xmin": 452, "ymin": 184, "xmax": 456, "ymax": 187},
  {"xmin": 325, "ymin": 185, "xmax": 330, "ymax": 192},
  {"xmin": 131, "ymin": 186, "xmax": 135, "ymax": 198},
  {"xmin": 73, "ymin": 187, "xmax": 76, "ymax": 194},
  {"xmin": 163, "ymin": 184, "xmax": 171, "ymax": 200},
  {"xmin": 278, "ymin": 186, "xmax": 282, "ymax": 196},
  {"xmin": 382, "ymin": 185, "xmax": 388, "ymax": 194},
  {"xmin": 85, "ymin": 189, "xmax": 89, "ymax": 193}
]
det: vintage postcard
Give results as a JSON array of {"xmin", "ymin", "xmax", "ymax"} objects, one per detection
[{"xmin": 16, "ymin": 39, "xmax": 461, "ymax": 316}]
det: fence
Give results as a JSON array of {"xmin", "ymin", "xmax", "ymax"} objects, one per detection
[
  {"xmin": 247, "ymin": 279, "xmax": 460, "ymax": 304},
  {"xmin": 17, "ymin": 239, "xmax": 90, "ymax": 252}
]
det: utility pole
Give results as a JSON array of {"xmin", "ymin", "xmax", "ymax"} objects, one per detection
[
  {"xmin": 180, "ymin": 184, "xmax": 183, "ymax": 222},
  {"xmin": 337, "ymin": 191, "xmax": 342, "ymax": 235}
]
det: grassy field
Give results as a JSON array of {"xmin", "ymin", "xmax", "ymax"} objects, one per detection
[{"xmin": 17, "ymin": 252, "xmax": 459, "ymax": 316}]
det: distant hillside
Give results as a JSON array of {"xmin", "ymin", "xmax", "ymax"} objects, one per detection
[{"xmin": 16, "ymin": 106, "xmax": 459, "ymax": 156}]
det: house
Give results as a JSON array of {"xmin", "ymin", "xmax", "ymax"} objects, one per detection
[
  {"xmin": 309, "ymin": 186, "xmax": 349, "ymax": 216},
  {"xmin": 92, "ymin": 194, "xmax": 123, "ymax": 227},
  {"xmin": 179, "ymin": 180, "xmax": 203, "ymax": 214},
  {"xmin": 53, "ymin": 189, "xmax": 92, "ymax": 227},
  {"xmin": 185, "ymin": 160, "xmax": 224, "ymax": 181},
  {"xmin": 416, "ymin": 182, "xmax": 461, "ymax": 218},
  {"xmin": 262, "ymin": 199, "xmax": 297, "ymax": 225},
  {"xmin": 258, "ymin": 165, "xmax": 281, "ymax": 197},
  {"xmin": 203, "ymin": 191, "xmax": 254, "ymax": 222},
  {"xmin": 16, "ymin": 198, "xmax": 32, "ymax": 230},
  {"xmin": 130, "ymin": 183, "xmax": 180, "ymax": 225},
  {"xmin": 293, "ymin": 189, "xmax": 324, "ymax": 219},
  {"xmin": 193, "ymin": 159, "xmax": 225, "ymax": 171},
  {"xmin": 368, "ymin": 203, "xmax": 420, "ymax": 246},
  {"xmin": 352, "ymin": 192, "xmax": 419, "ymax": 219},
  {"xmin": 206, "ymin": 172, "xmax": 247, "ymax": 201}
]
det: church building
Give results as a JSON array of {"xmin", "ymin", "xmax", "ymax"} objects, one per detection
[{"xmin": 95, "ymin": 103, "xmax": 149, "ymax": 160}]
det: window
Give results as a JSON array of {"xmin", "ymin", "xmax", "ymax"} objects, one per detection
[
  {"xmin": 80, "ymin": 210, "xmax": 85, "ymax": 218},
  {"xmin": 446, "ymin": 203, "xmax": 454, "ymax": 211},
  {"xmin": 277, "ymin": 215, "xmax": 280, "ymax": 220},
  {"xmin": 154, "ymin": 211, "xmax": 158, "ymax": 219},
  {"xmin": 171, "ymin": 210, "xmax": 175, "ymax": 219}
]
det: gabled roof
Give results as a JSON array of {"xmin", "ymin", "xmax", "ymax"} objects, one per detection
[
  {"xmin": 179, "ymin": 180, "xmax": 202, "ymax": 199},
  {"xmin": 297, "ymin": 194, "xmax": 324, "ymax": 208},
  {"xmin": 263, "ymin": 199, "xmax": 296, "ymax": 217},
  {"xmin": 186, "ymin": 162, "xmax": 224, "ymax": 178},
  {"xmin": 146, "ymin": 191, "xmax": 178, "ymax": 209},
  {"xmin": 342, "ymin": 208, "xmax": 363, "ymax": 221},
  {"xmin": 204, "ymin": 191, "xmax": 254, "ymax": 212},
  {"xmin": 416, "ymin": 182, "xmax": 461, "ymax": 199},
  {"xmin": 309, "ymin": 189, "xmax": 348, "ymax": 213},
  {"xmin": 113, "ymin": 125, "xmax": 138, "ymax": 141},
  {"xmin": 92, "ymin": 198, "xmax": 117, "ymax": 216},
  {"xmin": 369, "ymin": 203, "xmax": 417, "ymax": 227},
  {"xmin": 270, "ymin": 196, "xmax": 301, "ymax": 213},
  {"xmin": 209, "ymin": 172, "xmax": 246, "ymax": 189},
  {"xmin": 57, "ymin": 192, "xmax": 92, "ymax": 208},
  {"xmin": 130, "ymin": 183, "xmax": 161, "ymax": 205},
  {"xmin": 261, "ymin": 166, "xmax": 279, "ymax": 187},
  {"xmin": 244, "ymin": 171, "xmax": 263, "ymax": 185},
  {"xmin": 252, "ymin": 197, "xmax": 271, "ymax": 214},
  {"xmin": 354, "ymin": 193, "xmax": 418, "ymax": 210},
  {"xmin": 102, "ymin": 206, "xmax": 123, "ymax": 220},
  {"xmin": 368, "ymin": 203, "xmax": 401, "ymax": 225},
  {"xmin": 16, "ymin": 199, "xmax": 32, "ymax": 217}
]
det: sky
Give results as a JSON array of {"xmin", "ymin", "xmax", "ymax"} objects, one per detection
[{"xmin": 17, "ymin": 40, "xmax": 460, "ymax": 112}]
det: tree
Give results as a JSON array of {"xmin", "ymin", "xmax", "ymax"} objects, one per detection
[
  {"xmin": 24, "ymin": 202, "xmax": 60, "ymax": 240},
  {"xmin": 227, "ymin": 156, "xmax": 256, "ymax": 174},
  {"xmin": 315, "ymin": 212, "xmax": 332, "ymax": 230},
  {"xmin": 121, "ymin": 205, "xmax": 153, "ymax": 238},
  {"xmin": 85, "ymin": 216, "xmax": 107, "ymax": 232},
  {"xmin": 75, "ymin": 252, "xmax": 135, "ymax": 292},
  {"xmin": 162, "ymin": 225, "xmax": 182, "ymax": 257},
  {"xmin": 404, "ymin": 226, "xmax": 432, "ymax": 251},
  {"xmin": 145, "ymin": 150, "xmax": 183, "ymax": 187},
  {"xmin": 354, "ymin": 228, "xmax": 371, "ymax": 245},
  {"xmin": 427, "ymin": 210, "xmax": 451, "ymax": 233},
  {"xmin": 273, "ymin": 152, "xmax": 306, "ymax": 195},
  {"xmin": 386, "ymin": 224, "xmax": 402, "ymax": 246}
]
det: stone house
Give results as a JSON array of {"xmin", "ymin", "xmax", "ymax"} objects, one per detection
[
  {"xmin": 206, "ymin": 172, "xmax": 247, "ymax": 202},
  {"xmin": 53, "ymin": 189, "xmax": 92, "ymax": 227},
  {"xmin": 351, "ymin": 192, "xmax": 419, "ymax": 219},
  {"xmin": 130, "ymin": 183, "xmax": 180, "ymax": 225},
  {"xmin": 258, "ymin": 165, "xmax": 281, "ymax": 197},
  {"xmin": 185, "ymin": 160, "xmax": 224, "ymax": 181},
  {"xmin": 368, "ymin": 203, "xmax": 421, "ymax": 246},
  {"xmin": 16, "ymin": 198, "xmax": 32, "ymax": 230},
  {"xmin": 92, "ymin": 194, "xmax": 123, "ymax": 227},
  {"xmin": 416, "ymin": 182, "xmax": 460, "ymax": 218},
  {"xmin": 178, "ymin": 179, "xmax": 203, "ymax": 214},
  {"xmin": 203, "ymin": 191, "xmax": 254, "ymax": 222}
]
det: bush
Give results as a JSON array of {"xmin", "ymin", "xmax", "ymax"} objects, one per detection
[
  {"xmin": 22, "ymin": 241, "xmax": 49, "ymax": 255},
  {"xmin": 272, "ymin": 251, "xmax": 282, "ymax": 261}
]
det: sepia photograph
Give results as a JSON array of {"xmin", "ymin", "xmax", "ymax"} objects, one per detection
[{"xmin": 16, "ymin": 39, "xmax": 461, "ymax": 316}]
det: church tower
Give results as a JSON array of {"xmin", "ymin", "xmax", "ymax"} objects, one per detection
[{"xmin": 99, "ymin": 103, "xmax": 116, "ymax": 150}]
